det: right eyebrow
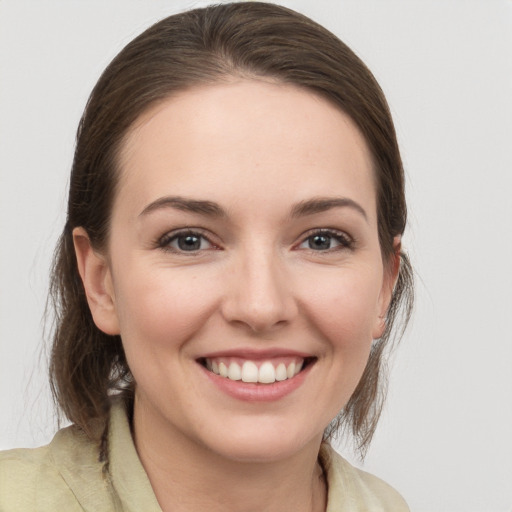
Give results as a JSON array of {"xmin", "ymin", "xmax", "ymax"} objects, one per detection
[{"xmin": 138, "ymin": 196, "xmax": 226, "ymax": 218}]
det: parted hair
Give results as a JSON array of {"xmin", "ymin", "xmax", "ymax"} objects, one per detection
[{"xmin": 49, "ymin": 1, "xmax": 413, "ymax": 457}]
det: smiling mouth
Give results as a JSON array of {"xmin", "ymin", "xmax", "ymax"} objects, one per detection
[{"xmin": 198, "ymin": 357, "xmax": 315, "ymax": 384}]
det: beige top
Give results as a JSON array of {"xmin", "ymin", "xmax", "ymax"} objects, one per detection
[{"xmin": 0, "ymin": 400, "xmax": 408, "ymax": 511}]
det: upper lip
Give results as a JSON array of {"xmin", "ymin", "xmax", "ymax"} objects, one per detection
[{"xmin": 197, "ymin": 348, "xmax": 314, "ymax": 360}]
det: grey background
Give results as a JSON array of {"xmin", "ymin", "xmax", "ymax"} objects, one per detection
[{"xmin": 1, "ymin": 1, "xmax": 511, "ymax": 510}]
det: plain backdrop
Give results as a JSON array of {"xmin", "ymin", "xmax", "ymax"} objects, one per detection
[{"xmin": 1, "ymin": 1, "xmax": 511, "ymax": 511}]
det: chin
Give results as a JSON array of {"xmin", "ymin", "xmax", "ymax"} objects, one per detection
[{"xmin": 197, "ymin": 417, "xmax": 323, "ymax": 464}]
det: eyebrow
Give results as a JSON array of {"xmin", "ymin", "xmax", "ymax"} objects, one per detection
[
  {"xmin": 291, "ymin": 197, "xmax": 368, "ymax": 221},
  {"xmin": 139, "ymin": 195, "xmax": 367, "ymax": 221},
  {"xmin": 139, "ymin": 196, "xmax": 226, "ymax": 218}
]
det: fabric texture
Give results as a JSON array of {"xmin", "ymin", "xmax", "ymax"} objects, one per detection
[{"xmin": 0, "ymin": 400, "xmax": 408, "ymax": 511}]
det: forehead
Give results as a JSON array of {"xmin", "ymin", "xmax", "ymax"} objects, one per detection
[{"xmin": 115, "ymin": 80, "xmax": 376, "ymax": 221}]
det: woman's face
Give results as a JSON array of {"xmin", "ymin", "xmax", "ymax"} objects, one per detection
[{"xmin": 83, "ymin": 80, "xmax": 396, "ymax": 462}]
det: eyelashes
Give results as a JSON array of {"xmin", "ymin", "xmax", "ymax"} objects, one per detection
[
  {"xmin": 157, "ymin": 229, "xmax": 218, "ymax": 254},
  {"xmin": 156, "ymin": 227, "xmax": 355, "ymax": 255},
  {"xmin": 297, "ymin": 229, "xmax": 354, "ymax": 252}
]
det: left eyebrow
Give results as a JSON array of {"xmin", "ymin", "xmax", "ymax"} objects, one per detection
[{"xmin": 290, "ymin": 197, "xmax": 368, "ymax": 222}]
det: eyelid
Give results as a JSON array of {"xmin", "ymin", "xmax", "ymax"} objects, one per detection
[
  {"xmin": 155, "ymin": 227, "xmax": 354, "ymax": 253},
  {"xmin": 294, "ymin": 228, "xmax": 355, "ymax": 251},
  {"xmin": 157, "ymin": 227, "xmax": 221, "ymax": 253}
]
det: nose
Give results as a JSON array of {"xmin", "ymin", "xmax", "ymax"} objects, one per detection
[{"xmin": 220, "ymin": 248, "xmax": 298, "ymax": 334}]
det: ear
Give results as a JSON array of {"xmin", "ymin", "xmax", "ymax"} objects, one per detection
[
  {"xmin": 73, "ymin": 227, "xmax": 120, "ymax": 335},
  {"xmin": 372, "ymin": 236, "xmax": 402, "ymax": 340}
]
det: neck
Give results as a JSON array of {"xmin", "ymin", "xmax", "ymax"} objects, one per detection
[{"xmin": 132, "ymin": 397, "xmax": 327, "ymax": 512}]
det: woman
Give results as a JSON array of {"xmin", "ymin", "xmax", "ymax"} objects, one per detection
[{"xmin": 0, "ymin": 3, "xmax": 413, "ymax": 510}]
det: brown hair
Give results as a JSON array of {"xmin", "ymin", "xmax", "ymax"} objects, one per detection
[{"xmin": 49, "ymin": 1, "xmax": 413, "ymax": 456}]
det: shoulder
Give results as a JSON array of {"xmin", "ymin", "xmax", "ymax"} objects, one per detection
[
  {"xmin": 0, "ymin": 443, "xmax": 82, "ymax": 511},
  {"xmin": 320, "ymin": 444, "xmax": 409, "ymax": 512},
  {"xmin": 0, "ymin": 424, "xmax": 116, "ymax": 512}
]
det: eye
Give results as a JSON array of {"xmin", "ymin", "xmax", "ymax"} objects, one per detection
[
  {"xmin": 159, "ymin": 230, "xmax": 215, "ymax": 253},
  {"xmin": 297, "ymin": 229, "xmax": 353, "ymax": 252}
]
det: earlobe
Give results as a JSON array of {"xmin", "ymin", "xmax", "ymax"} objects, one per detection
[
  {"xmin": 73, "ymin": 227, "xmax": 120, "ymax": 335},
  {"xmin": 372, "ymin": 236, "xmax": 402, "ymax": 340}
]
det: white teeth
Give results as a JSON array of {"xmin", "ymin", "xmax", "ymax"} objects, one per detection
[
  {"xmin": 219, "ymin": 362, "xmax": 228, "ymax": 377},
  {"xmin": 258, "ymin": 362, "xmax": 276, "ymax": 383},
  {"xmin": 241, "ymin": 361, "xmax": 259, "ymax": 383},
  {"xmin": 275, "ymin": 363, "xmax": 288, "ymax": 381},
  {"xmin": 205, "ymin": 358, "xmax": 307, "ymax": 384},
  {"xmin": 228, "ymin": 362, "xmax": 242, "ymax": 380}
]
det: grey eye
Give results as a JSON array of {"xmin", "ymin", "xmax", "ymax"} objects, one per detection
[
  {"xmin": 166, "ymin": 232, "xmax": 213, "ymax": 252},
  {"xmin": 307, "ymin": 234, "xmax": 336, "ymax": 250},
  {"xmin": 177, "ymin": 234, "xmax": 201, "ymax": 251},
  {"xmin": 297, "ymin": 230, "xmax": 352, "ymax": 252}
]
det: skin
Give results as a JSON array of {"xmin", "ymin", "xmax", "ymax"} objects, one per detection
[{"xmin": 74, "ymin": 79, "xmax": 399, "ymax": 512}]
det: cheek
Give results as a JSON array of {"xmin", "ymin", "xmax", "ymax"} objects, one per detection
[
  {"xmin": 300, "ymin": 265, "xmax": 383, "ymax": 351},
  {"xmin": 112, "ymin": 266, "xmax": 220, "ymax": 356}
]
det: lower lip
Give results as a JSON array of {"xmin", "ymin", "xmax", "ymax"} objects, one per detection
[{"xmin": 199, "ymin": 362, "xmax": 313, "ymax": 402}]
